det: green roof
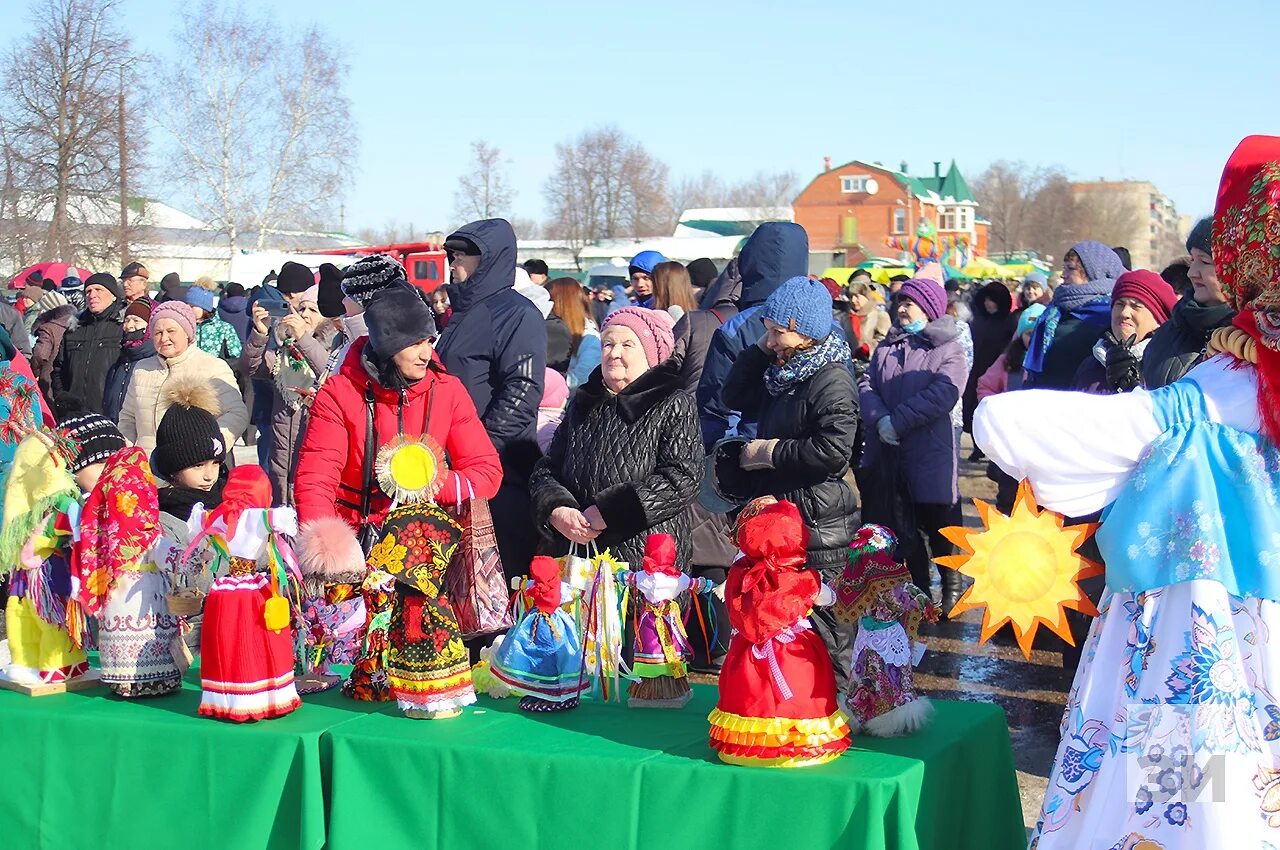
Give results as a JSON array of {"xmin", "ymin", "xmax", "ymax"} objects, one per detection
[{"xmin": 893, "ymin": 160, "xmax": 975, "ymax": 203}]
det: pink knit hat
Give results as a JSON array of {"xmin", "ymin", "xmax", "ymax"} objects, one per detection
[
  {"xmin": 541, "ymin": 367, "xmax": 569, "ymax": 409},
  {"xmin": 150, "ymin": 300, "xmax": 197, "ymax": 343},
  {"xmin": 603, "ymin": 306, "xmax": 675, "ymax": 368}
]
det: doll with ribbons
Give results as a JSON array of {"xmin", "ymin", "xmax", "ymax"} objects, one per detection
[
  {"xmin": 615, "ymin": 533, "xmax": 715, "ymax": 709},
  {"xmin": 185, "ymin": 465, "xmax": 303, "ymax": 721},
  {"xmin": 835, "ymin": 524, "xmax": 939, "ymax": 736},
  {"xmin": 295, "ymin": 516, "xmax": 368, "ymax": 694},
  {"xmin": 490, "ymin": 554, "xmax": 589, "ymax": 711},
  {"xmin": 708, "ymin": 497, "xmax": 850, "ymax": 768}
]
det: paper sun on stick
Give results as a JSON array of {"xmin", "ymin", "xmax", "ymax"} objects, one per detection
[{"xmin": 934, "ymin": 480, "xmax": 1102, "ymax": 659}]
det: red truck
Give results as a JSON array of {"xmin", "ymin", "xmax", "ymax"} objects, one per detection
[{"xmin": 313, "ymin": 239, "xmax": 449, "ymax": 294}]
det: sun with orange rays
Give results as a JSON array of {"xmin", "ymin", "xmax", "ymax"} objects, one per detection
[{"xmin": 935, "ymin": 481, "xmax": 1103, "ymax": 659}]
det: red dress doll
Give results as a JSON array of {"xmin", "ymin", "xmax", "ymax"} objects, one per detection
[{"xmin": 708, "ymin": 498, "xmax": 850, "ymax": 767}]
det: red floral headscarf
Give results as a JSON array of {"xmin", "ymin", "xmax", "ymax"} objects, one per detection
[{"xmin": 72, "ymin": 447, "xmax": 159, "ymax": 619}]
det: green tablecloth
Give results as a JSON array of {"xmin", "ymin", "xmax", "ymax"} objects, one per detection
[
  {"xmin": 326, "ymin": 686, "xmax": 1025, "ymax": 850},
  {"xmin": 0, "ymin": 674, "xmax": 1024, "ymax": 850}
]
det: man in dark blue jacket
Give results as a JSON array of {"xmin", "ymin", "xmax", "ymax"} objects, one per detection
[
  {"xmin": 696, "ymin": 221, "xmax": 816, "ymax": 449},
  {"xmin": 436, "ymin": 218, "xmax": 546, "ymax": 578}
]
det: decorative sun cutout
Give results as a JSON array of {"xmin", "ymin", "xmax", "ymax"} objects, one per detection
[
  {"xmin": 935, "ymin": 480, "xmax": 1103, "ymax": 659},
  {"xmin": 375, "ymin": 434, "xmax": 446, "ymax": 504}
]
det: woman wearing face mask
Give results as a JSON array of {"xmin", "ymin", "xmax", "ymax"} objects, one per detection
[
  {"xmin": 716, "ymin": 275, "xmax": 860, "ymax": 693},
  {"xmin": 294, "ymin": 282, "xmax": 501, "ymax": 530},
  {"xmin": 102, "ymin": 299, "xmax": 156, "ymax": 421},
  {"xmin": 529, "ymin": 306, "xmax": 702, "ymax": 567},
  {"xmin": 1071, "ymin": 270, "xmax": 1177, "ymax": 394},
  {"xmin": 859, "ymin": 276, "xmax": 970, "ymax": 616},
  {"xmin": 245, "ymin": 282, "xmax": 330, "ymax": 502}
]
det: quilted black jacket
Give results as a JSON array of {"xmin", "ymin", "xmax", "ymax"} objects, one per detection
[
  {"xmin": 718, "ymin": 344, "xmax": 860, "ymax": 567},
  {"xmin": 529, "ymin": 359, "xmax": 703, "ymax": 566}
]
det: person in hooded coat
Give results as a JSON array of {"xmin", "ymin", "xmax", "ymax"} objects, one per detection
[
  {"xmin": 1023, "ymin": 241, "xmax": 1127, "ymax": 389},
  {"xmin": 697, "ymin": 222, "xmax": 822, "ymax": 449},
  {"xmin": 1140, "ymin": 217, "xmax": 1237, "ymax": 388},
  {"xmin": 28, "ymin": 290, "xmax": 74, "ymax": 400},
  {"xmin": 435, "ymin": 218, "xmax": 546, "ymax": 579},
  {"xmin": 217, "ymin": 282, "xmax": 252, "ymax": 343},
  {"xmin": 961, "ymin": 280, "xmax": 1017, "ymax": 433},
  {"xmin": 0, "ymin": 298, "xmax": 31, "ymax": 355}
]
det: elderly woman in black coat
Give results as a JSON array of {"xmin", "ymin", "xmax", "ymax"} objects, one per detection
[
  {"xmin": 530, "ymin": 306, "xmax": 702, "ymax": 566},
  {"xmin": 716, "ymin": 275, "xmax": 860, "ymax": 692}
]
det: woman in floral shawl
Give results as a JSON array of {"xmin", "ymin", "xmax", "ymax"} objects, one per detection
[
  {"xmin": 977, "ymin": 135, "xmax": 1280, "ymax": 848},
  {"xmin": 73, "ymin": 447, "xmax": 182, "ymax": 697}
]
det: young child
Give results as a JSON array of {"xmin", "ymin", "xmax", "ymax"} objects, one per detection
[
  {"xmin": 708, "ymin": 497, "xmax": 850, "ymax": 767},
  {"xmin": 74, "ymin": 446, "xmax": 184, "ymax": 697},
  {"xmin": 187, "ymin": 465, "xmax": 302, "ymax": 721},
  {"xmin": 186, "ymin": 283, "xmax": 242, "ymax": 363},
  {"xmin": 60, "ymin": 411, "xmax": 127, "ymax": 493},
  {"xmin": 536, "ymin": 367, "xmax": 568, "ymax": 454},
  {"xmin": 490, "ymin": 554, "xmax": 589, "ymax": 711},
  {"xmin": 151, "ymin": 381, "xmax": 228, "ymax": 521}
]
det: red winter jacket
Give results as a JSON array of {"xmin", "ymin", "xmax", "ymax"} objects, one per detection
[{"xmin": 294, "ymin": 338, "xmax": 503, "ymax": 528}]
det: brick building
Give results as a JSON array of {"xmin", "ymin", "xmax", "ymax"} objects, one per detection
[{"xmin": 793, "ymin": 159, "xmax": 989, "ymax": 268}]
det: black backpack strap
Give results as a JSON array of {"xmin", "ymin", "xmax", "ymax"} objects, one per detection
[{"xmin": 359, "ymin": 382, "xmax": 377, "ymax": 523}]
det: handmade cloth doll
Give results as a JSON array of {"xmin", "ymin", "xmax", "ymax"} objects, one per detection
[
  {"xmin": 73, "ymin": 447, "xmax": 183, "ymax": 698},
  {"xmin": 835, "ymin": 524, "xmax": 939, "ymax": 736},
  {"xmin": 0, "ymin": 434, "xmax": 87, "ymax": 685},
  {"xmin": 187, "ymin": 465, "xmax": 302, "ymax": 721},
  {"xmin": 367, "ymin": 502, "xmax": 475, "ymax": 719},
  {"xmin": 295, "ymin": 516, "xmax": 367, "ymax": 693},
  {"xmin": 490, "ymin": 555, "xmax": 588, "ymax": 711},
  {"xmin": 342, "ymin": 570, "xmax": 396, "ymax": 702},
  {"xmin": 617, "ymin": 533, "xmax": 715, "ymax": 709},
  {"xmin": 708, "ymin": 498, "xmax": 850, "ymax": 767}
]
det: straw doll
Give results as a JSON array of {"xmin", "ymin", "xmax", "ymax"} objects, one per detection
[{"xmin": 708, "ymin": 498, "xmax": 850, "ymax": 767}]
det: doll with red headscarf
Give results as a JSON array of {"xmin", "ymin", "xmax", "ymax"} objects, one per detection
[
  {"xmin": 708, "ymin": 497, "xmax": 850, "ymax": 767},
  {"xmin": 490, "ymin": 554, "xmax": 588, "ymax": 711},
  {"xmin": 616, "ymin": 533, "xmax": 715, "ymax": 708},
  {"xmin": 185, "ymin": 465, "xmax": 302, "ymax": 721}
]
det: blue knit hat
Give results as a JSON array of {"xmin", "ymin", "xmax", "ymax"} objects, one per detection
[
  {"xmin": 761, "ymin": 276, "xmax": 832, "ymax": 341},
  {"xmin": 628, "ymin": 250, "xmax": 666, "ymax": 277},
  {"xmin": 185, "ymin": 286, "xmax": 216, "ymax": 313}
]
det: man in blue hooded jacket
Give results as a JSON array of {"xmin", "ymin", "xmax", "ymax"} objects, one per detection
[
  {"xmin": 628, "ymin": 250, "xmax": 665, "ymax": 309},
  {"xmin": 436, "ymin": 218, "xmax": 546, "ymax": 578},
  {"xmin": 697, "ymin": 222, "xmax": 833, "ymax": 449}
]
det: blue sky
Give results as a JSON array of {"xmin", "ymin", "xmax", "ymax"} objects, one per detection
[{"xmin": 4, "ymin": 0, "xmax": 1277, "ymax": 234}]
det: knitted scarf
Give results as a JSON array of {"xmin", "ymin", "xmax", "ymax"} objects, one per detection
[
  {"xmin": 763, "ymin": 332, "xmax": 852, "ymax": 397},
  {"xmin": 1023, "ymin": 282, "xmax": 1113, "ymax": 376}
]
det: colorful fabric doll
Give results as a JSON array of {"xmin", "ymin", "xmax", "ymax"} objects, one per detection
[
  {"xmin": 835, "ymin": 524, "xmax": 940, "ymax": 736},
  {"xmin": 708, "ymin": 498, "xmax": 850, "ymax": 768},
  {"xmin": 0, "ymin": 434, "xmax": 87, "ymax": 685},
  {"xmin": 73, "ymin": 447, "xmax": 183, "ymax": 698},
  {"xmin": 368, "ymin": 502, "xmax": 475, "ymax": 719},
  {"xmin": 617, "ymin": 533, "xmax": 715, "ymax": 709},
  {"xmin": 187, "ymin": 465, "xmax": 302, "ymax": 722},
  {"xmin": 295, "ymin": 516, "xmax": 368, "ymax": 693},
  {"xmin": 342, "ymin": 570, "xmax": 396, "ymax": 701},
  {"xmin": 490, "ymin": 555, "xmax": 589, "ymax": 711}
]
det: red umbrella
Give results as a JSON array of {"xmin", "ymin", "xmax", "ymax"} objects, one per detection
[{"xmin": 8, "ymin": 261, "xmax": 93, "ymax": 290}]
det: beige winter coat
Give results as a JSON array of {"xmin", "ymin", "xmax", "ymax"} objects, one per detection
[{"xmin": 118, "ymin": 344, "xmax": 248, "ymax": 455}]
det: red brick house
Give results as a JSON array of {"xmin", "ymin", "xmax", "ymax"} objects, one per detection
[{"xmin": 793, "ymin": 159, "xmax": 989, "ymax": 267}]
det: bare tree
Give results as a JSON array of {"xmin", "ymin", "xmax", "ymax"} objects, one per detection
[
  {"xmin": 154, "ymin": 1, "xmax": 354, "ymax": 254},
  {"xmin": 1073, "ymin": 189, "xmax": 1143, "ymax": 255},
  {"xmin": 669, "ymin": 170, "xmax": 727, "ymax": 215},
  {"xmin": 669, "ymin": 169, "xmax": 798, "ymax": 218},
  {"xmin": 454, "ymin": 140, "xmax": 514, "ymax": 223},
  {"xmin": 1, "ymin": 0, "xmax": 142, "ymax": 263},
  {"xmin": 543, "ymin": 126, "xmax": 671, "ymax": 249}
]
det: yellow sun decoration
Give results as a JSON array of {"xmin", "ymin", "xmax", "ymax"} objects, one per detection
[{"xmin": 935, "ymin": 480, "xmax": 1102, "ymax": 659}]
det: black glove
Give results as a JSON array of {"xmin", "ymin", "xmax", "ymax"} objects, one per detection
[{"xmin": 1104, "ymin": 332, "xmax": 1142, "ymax": 392}]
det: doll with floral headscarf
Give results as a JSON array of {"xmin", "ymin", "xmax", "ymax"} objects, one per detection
[
  {"xmin": 74, "ymin": 446, "xmax": 183, "ymax": 697},
  {"xmin": 835, "ymin": 524, "xmax": 939, "ymax": 736},
  {"xmin": 707, "ymin": 497, "xmax": 850, "ymax": 768},
  {"xmin": 294, "ymin": 516, "xmax": 368, "ymax": 693},
  {"xmin": 978, "ymin": 136, "xmax": 1280, "ymax": 847},
  {"xmin": 186, "ymin": 465, "xmax": 302, "ymax": 721}
]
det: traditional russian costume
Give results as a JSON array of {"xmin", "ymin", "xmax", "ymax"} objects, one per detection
[
  {"xmin": 490, "ymin": 554, "xmax": 588, "ymax": 711},
  {"xmin": 978, "ymin": 135, "xmax": 1280, "ymax": 849},
  {"xmin": 187, "ymin": 466, "xmax": 302, "ymax": 722},
  {"xmin": 708, "ymin": 498, "xmax": 850, "ymax": 767},
  {"xmin": 835, "ymin": 524, "xmax": 939, "ymax": 736},
  {"xmin": 618, "ymin": 534, "xmax": 714, "ymax": 709},
  {"xmin": 1, "ymin": 435, "xmax": 87, "ymax": 685},
  {"xmin": 342, "ymin": 570, "xmax": 396, "ymax": 702},
  {"xmin": 74, "ymin": 447, "xmax": 182, "ymax": 698}
]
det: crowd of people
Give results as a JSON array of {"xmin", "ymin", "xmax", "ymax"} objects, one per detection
[{"xmin": 0, "ymin": 210, "xmax": 1229, "ymax": 677}]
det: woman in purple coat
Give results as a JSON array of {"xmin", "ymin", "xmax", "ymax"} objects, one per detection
[{"xmin": 859, "ymin": 276, "xmax": 970, "ymax": 616}]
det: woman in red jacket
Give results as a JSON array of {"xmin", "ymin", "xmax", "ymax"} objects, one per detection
[{"xmin": 294, "ymin": 283, "xmax": 502, "ymax": 532}]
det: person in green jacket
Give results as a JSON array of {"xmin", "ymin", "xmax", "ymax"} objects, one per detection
[{"xmin": 186, "ymin": 285, "xmax": 242, "ymax": 363}]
